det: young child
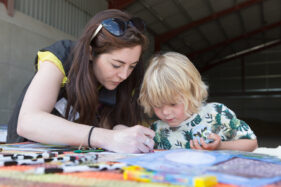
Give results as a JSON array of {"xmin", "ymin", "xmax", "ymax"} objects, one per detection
[{"xmin": 139, "ymin": 52, "xmax": 258, "ymax": 151}]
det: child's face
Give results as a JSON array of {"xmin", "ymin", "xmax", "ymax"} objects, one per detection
[{"xmin": 153, "ymin": 102, "xmax": 189, "ymax": 127}]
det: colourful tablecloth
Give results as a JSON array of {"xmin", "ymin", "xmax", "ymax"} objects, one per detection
[{"xmin": 0, "ymin": 143, "xmax": 281, "ymax": 187}]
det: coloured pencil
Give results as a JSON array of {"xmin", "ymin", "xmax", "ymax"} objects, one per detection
[{"xmin": 30, "ymin": 162, "xmax": 127, "ymax": 174}]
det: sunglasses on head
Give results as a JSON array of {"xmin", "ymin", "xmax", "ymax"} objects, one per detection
[{"xmin": 90, "ymin": 17, "xmax": 145, "ymax": 41}]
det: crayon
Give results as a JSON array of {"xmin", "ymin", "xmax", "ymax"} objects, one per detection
[
  {"xmin": 0, "ymin": 155, "xmax": 97, "ymax": 167},
  {"xmin": 0, "ymin": 152, "xmax": 57, "ymax": 161},
  {"xmin": 30, "ymin": 162, "xmax": 127, "ymax": 174},
  {"xmin": 123, "ymin": 166, "xmax": 217, "ymax": 187}
]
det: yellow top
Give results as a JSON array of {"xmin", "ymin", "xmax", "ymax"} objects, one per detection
[{"xmin": 37, "ymin": 51, "xmax": 68, "ymax": 86}]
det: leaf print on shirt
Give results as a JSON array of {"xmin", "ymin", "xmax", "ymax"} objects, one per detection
[
  {"xmin": 205, "ymin": 113, "xmax": 213, "ymax": 123},
  {"xmin": 183, "ymin": 130, "xmax": 192, "ymax": 149},
  {"xmin": 240, "ymin": 133, "xmax": 253, "ymax": 139},
  {"xmin": 212, "ymin": 114, "xmax": 222, "ymax": 134},
  {"xmin": 175, "ymin": 140, "xmax": 183, "ymax": 148},
  {"xmin": 214, "ymin": 104, "xmax": 223, "ymax": 114},
  {"xmin": 223, "ymin": 109, "xmax": 234, "ymax": 120},
  {"xmin": 237, "ymin": 120, "xmax": 250, "ymax": 131},
  {"xmin": 151, "ymin": 122, "xmax": 158, "ymax": 131},
  {"xmin": 190, "ymin": 115, "xmax": 202, "ymax": 127},
  {"xmin": 183, "ymin": 130, "xmax": 193, "ymax": 142},
  {"xmin": 229, "ymin": 118, "xmax": 240, "ymax": 130},
  {"xmin": 215, "ymin": 113, "xmax": 222, "ymax": 125},
  {"xmin": 224, "ymin": 128, "xmax": 237, "ymax": 140},
  {"xmin": 153, "ymin": 136, "xmax": 160, "ymax": 149},
  {"xmin": 185, "ymin": 141, "xmax": 191, "ymax": 149},
  {"xmin": 156, "ymin": 128, "xmax": 172, "ymax": 149},
  {"xmin": 223, "ymin": 118, "xmax": 238, "ymax": 139}
]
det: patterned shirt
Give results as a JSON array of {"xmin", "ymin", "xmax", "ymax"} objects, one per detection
[{"xmin": 151, "ymin": 102, "xmax": 256, "ymax": 150}]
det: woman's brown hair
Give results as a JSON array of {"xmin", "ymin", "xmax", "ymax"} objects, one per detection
[{"xmin": 65, "ymin": 9, "xmax": 148, "ymax": 129}]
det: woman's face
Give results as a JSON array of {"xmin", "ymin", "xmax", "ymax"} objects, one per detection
[{"xmin": 93, "ymin": 45, "xmax": 142, "ymax": 90}]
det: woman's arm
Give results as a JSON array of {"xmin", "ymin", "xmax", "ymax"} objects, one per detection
[
  {"xmin": 17, "ymin": 61, "xmax": 91, "ymax": 146},
  {"xmin": 17, "ymin": 61, "xmax": 155, "ymax": 153}
]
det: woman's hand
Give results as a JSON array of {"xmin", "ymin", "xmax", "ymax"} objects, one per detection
[
  {"xmin": 110, "ymin": 125, "xmax": 155, "ymax": 153},
  {"xmin": 112, "ymin": 124, "xmax": 129, "ymax": 130},
  {"xmin": 190, "ymin": 133, "xmax": 221, "ymax": 150}
]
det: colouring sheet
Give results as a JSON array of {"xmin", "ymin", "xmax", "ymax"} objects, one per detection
[{"xmin": 120, "ymin": 149, "xmax": 281, "ymax": 186}]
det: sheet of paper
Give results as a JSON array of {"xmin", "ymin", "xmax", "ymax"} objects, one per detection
[{"xmin": 119, "ymin": 148, "xmax": 281, "ymax": 187}]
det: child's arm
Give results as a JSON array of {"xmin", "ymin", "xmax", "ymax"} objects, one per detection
[
  {"xmin": 217, "ymin": 138, "xmax": 258, "ymax": 151},
  {"xmin": 190, "ymin": 133, "xmax": 258, "ymax": 152}
]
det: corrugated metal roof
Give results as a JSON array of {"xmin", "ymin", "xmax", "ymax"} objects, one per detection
[
  {"xmin": 122, "ymin": 0, "xmax": 281, "ymax": 70},
  {"xmin": 14, "ymin": 0, "xmax": 107, "ymax": 37}
]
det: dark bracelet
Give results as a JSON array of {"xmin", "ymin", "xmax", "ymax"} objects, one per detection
[{"xmin": 88, "ymin": 126, "xmax": 95, "ymax": 148}]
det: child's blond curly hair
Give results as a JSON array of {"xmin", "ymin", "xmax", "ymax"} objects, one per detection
[{"xmin": 139, "ymin": 52, "xmax": 208, "ymax": 117}]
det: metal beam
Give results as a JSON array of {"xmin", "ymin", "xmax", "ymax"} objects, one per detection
[
  {"xmin": 65, "ymin": 0, "xmax": 93, "ymax": 17},
  {"xmin": 188, "ymin": 20, "xmax": 281, "ymax": 58},
  {"xmin": 107, "ymin": 0, "xmax": 136, "ymax": 9},
  {"xmin": 205, "ymin": 0, "xmax": 228, "ymax": 40},
  {"xmin": 171, "ymin": 0, "xmax": 211, "ymax": 47},
  {"xmin": 146, "ymin": 24, "xmax": 177, "ymax": 51},
  {"xmin": 234, "ymin": 0, "xmax": 250, "ymax": 48},
  {"xmin": 209, "ymin": 91, "xmax": 281, "ymax": 97},
  {"xmin": 139, "ymin": 0, "xmax": 171, "ymax": 29},
  {"xmin": 200, "ymin": 39, "xmax": 281, "ymax": 72},
  {"xmin": 139, "ymin": 0, "xmax": 179, "ymax": 51},
  {"xmin": 241, "ymin": 57, "xmax": 245, "ymax": 93},
  {"xmin": 155, "ymin": 0, "xmax": 263, "ymax": 51},
  {"xmin": 203, "ymin": 0, "xmax": 235, "ymax": 63},
  {"xmin": 279, "ymin": 1, "xmax": 281, "ymax": 38}
]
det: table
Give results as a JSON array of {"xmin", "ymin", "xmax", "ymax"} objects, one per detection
[{"xmin": 0, "ymin": 143, "xmax": 281, "ymax": 187}]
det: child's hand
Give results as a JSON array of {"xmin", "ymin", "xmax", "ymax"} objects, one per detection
[{"xmin": 190, "ymin": 133, "xmax": 221, "ymax": 150}]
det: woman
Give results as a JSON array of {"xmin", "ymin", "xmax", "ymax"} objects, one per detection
[{"xmin": 7, "ymin": 9, "xmax": 155, "ymax": 153}]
